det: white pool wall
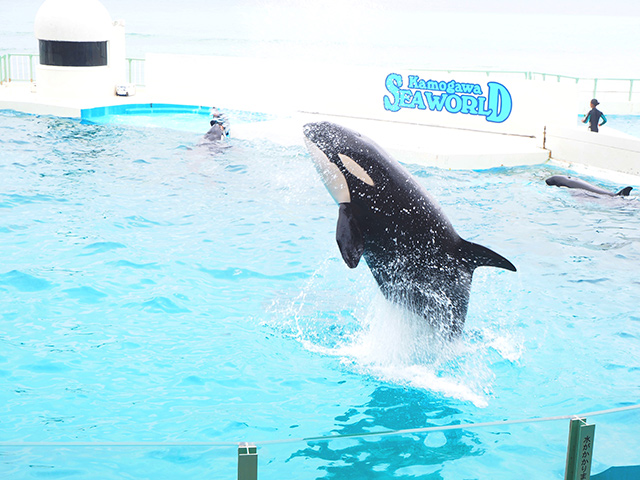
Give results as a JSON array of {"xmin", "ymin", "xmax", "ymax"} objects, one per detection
[
  {"xmin": 546, "ymin": 126, "xmax": 640, "ymax": 177},
  {"xmin": 144, "ymin": 54, "xmax": 576, "ymax": 136},
  {"xmin": 2, "ymin": 52, "xmax": 640, "ymax": 182},
  {"xmin": 140, "ymin": 53, "xmax": 578, "ymax": 166},
  {"xmin": 142, "ymin": 54, "xmax": 640, "ymax": 180}
]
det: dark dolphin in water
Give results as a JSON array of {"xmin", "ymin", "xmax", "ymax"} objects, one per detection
[
  {"xmin": 545, "ymin": 175, "xmax": 632, "ymax": 197},
  {"xmin": 203, "ymin": 123, "xmax": 225, "ymax": 142},
  {"xmin": 303, "ymin": 121, "xmax": 516, "ymax": 336},
  {"xmin": 197, "ymin": 122, "xmax": 232, "ymax": 153}
]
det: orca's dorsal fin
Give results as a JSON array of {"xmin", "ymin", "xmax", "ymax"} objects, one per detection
[
  {"xmin": 616, "ymin": 187, "xmax": 633, "ymax": 196},
  {"xmin": 336, "ymin": 203, "xmax": 364, "ymax": 268},
  {"xmin": 462, "ymin": 240, "xmax": 517, "ymax": 272}
]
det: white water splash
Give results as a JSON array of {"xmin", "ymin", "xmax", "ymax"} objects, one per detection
[
  {"xmin": 268, "ymin": 258, "xmax": 524, "ymax": 408},
  {"xmin": 297, "ymin": 291, "xmax": 522, "ymax": 408}
]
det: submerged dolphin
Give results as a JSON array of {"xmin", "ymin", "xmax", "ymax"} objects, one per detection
[
  {"xmin": 545, "ymin": 175, "xmax": 632, "ymax": 197},
  {"xmin": 303, "ymin": 121, "xmax": 516, "ymax": 335}
]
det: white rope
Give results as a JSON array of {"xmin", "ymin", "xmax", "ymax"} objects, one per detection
[{"xmin": 1, "ymin": 403, "xmax": 638, "ymax": 448}]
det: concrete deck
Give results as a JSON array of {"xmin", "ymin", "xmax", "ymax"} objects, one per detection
[{"xmin": 0, "ymin": 82, "xmax": 147, "ymax": 118}]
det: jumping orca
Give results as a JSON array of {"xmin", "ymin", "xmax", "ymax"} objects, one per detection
[
  {"xmin": 545, "ymin": 175, "xmax": 632, "ymax": 197},
  {"xmin": 303, "ymin": 121, "xmax": 516, "ymax": 336}
]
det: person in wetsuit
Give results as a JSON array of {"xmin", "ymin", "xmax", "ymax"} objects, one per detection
[
  {"xmin": 582, "ymin": 98, "xmax": 607, "ymax": 132},
  {"xmin": 210, "ymin": 107, "xmax": 230, "ymax": 137}
]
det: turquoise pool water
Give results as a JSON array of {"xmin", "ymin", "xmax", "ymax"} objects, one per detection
[
  {"xmin": 1, "ymin": 109, "xmax": 640, "ymax": 479},
  {"xmin": 81, "ymin": 104, "xmax": 275, "ymax": 132},
  {"xmin": 576, "ymin": 114, "xmax": 640, "ymax": 138},
  {"xmin": 602, "ymin": 115, "xmax": 640, "ymax": 138}
]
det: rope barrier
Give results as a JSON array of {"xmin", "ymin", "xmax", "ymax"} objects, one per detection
[{"xmin": 1, "ymin": 403, "xmax": 639, "ymax": 448}]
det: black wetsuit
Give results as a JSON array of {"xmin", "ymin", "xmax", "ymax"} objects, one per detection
[{"xmin": 584, "ymin": 108, "xmax": 607, "ymax": 132}]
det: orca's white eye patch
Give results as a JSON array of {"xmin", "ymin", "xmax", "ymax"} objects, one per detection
[{"xmin": 338, "ymin": 154, "xmax": 375, "ymax": 186}]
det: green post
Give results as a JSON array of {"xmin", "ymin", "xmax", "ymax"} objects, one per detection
[
  {"xmin": 592, "ymin": 78, "xmax": 598, "ymax": 99},
  {"xmin": 564, "ymin": 418, "xmax": 595, "ymax": 480},
  {"xmin": 29, "ymin": 54, "xmax": 34, "ymax": 82},
  {"xmin": 629, "ymin": 79, "xmax": 634, "ymax": 102},
  {"xmin": 238, "ymin": 443, "xmax": 257, "ymax": 480},
  {"xmin": 577, "ymin": 423, "xmax": 596, "ymax": 480}
]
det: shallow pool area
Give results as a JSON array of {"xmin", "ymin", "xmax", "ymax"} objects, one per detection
[
  {"xmin": 1, "ymin": 109, "xmax": 640, "ymax": 479},
  {"xmin": 576, "ymin": 114, "xmax": 640, "ymax": 138},
  {"xmin": 80, "ymin": 103, "xmax": 275, "ymax": 133},
  {"xmin": 601, "ymin": 115, "xmax": 640, "ymax": 138}
]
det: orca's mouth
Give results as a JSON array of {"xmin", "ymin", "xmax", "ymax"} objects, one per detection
[
  {"xmin": 302, "ymin": 123, "xmax": 315, "ymax": 139},
  {"xmin": 303, "ymin": 122, "xmax": 330, "ymax": 151},
  {"xmin": 303, "ymin": 124, "xmax": 351, "ymax": 204},
  {"xmin": 302, "ymin": 122, "xmax": 323, "ymax": 142},
  {"xmin": 303, "ymin": 121, "xmax": 349, "ymax": 154}
]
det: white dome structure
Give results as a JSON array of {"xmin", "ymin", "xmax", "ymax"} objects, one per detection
[
  {"xmin": 34, "ymin": 0, "xmax": 127, "ymax": 99},
  {"xmin": 35, "ymin": 0, "xmax": 113, "ymax": 42}
]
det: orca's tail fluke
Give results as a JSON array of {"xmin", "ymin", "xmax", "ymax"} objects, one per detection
[
  {"xmin": 462, "ymin": 240, "xmax": 517, "ymax": 272},
  {"xmin": 616, "ymin": 186, "xmax": 633, "ymax": 196}
]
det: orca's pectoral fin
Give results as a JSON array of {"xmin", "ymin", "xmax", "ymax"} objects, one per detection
[
  {"xmin": 463, "ymin": 240, "xmax": 517, "ymax": 272},
  {"xmin": 616, "ymin": 186, "xmax": 633, "ymax": 196},
  {"xmin": 336, "ymin": 203, "xmax": 364, "ymax": 268}
]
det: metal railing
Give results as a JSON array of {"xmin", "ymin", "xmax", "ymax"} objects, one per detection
[
  {"xmin": 126, "ymin": 57, "xmax": 145, "ymax": 86},
  {"xmin": 2, "ymin": 53, "xmax": 640, "ymax": 103},
  {"xmin": 0, "ymin": 54, "xmax": 6, "ymax": 84},
  {"xmin": 0, "ymin": 53, "xmax": 37, "ymax": 84},
  {"xmin": 527, "ymin": 72, "xmax": 639, "ymax": 102},
  {"xmin": 411, "ymin": 67, "xmax": 640, "ymax": 103},
  {"xmin": 0, "ymin": 54, "xmax": 145, "ymax": 86}
]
